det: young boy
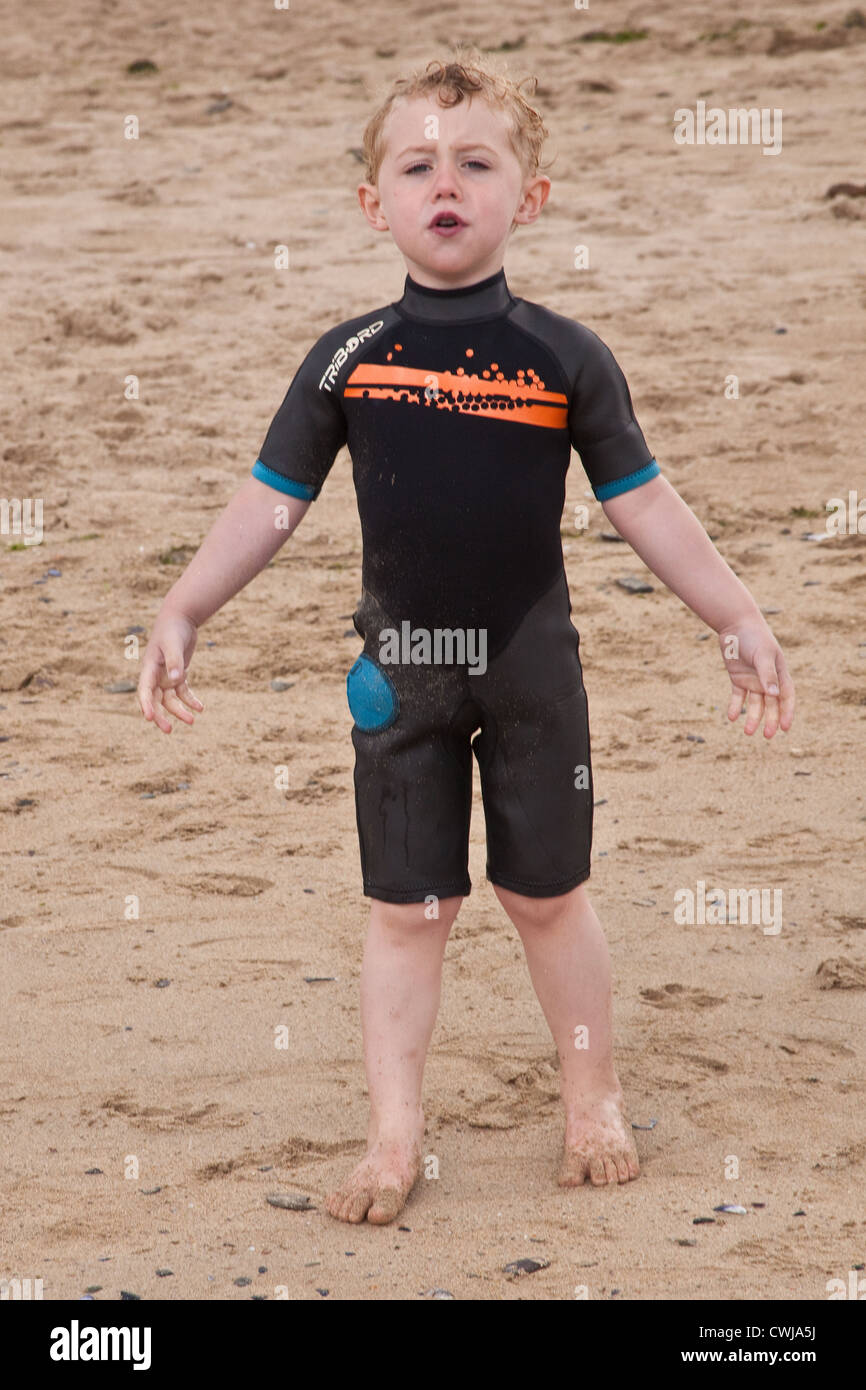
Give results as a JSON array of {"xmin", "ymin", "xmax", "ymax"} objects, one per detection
[{"xmin": 138, "ymin": 56, "xmax": 795, "ymax": 1226}]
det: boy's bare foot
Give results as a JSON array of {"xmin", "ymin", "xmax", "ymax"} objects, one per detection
[
  {"xmin": 326, "ymin": 1109, "xmax": 424, "ymax": 1224},
  {"xmin": 558, "ymin": 1092, "xmax": 640, "ymax": 1187}
]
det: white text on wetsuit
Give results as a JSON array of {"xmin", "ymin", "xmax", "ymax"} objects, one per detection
[{"xmin": 318, "ymin": 320, "xmax": 384, "ymax": 392}]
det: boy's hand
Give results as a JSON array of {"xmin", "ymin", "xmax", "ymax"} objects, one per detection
[
  {"xmin": 138, "ymin": 611, "xmax": 204, "ymax": 734},
  {"xmin": 717, "ymin": 611, "xmax": 795, "ymax": 739}
]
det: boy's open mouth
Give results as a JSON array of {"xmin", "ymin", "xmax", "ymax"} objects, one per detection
[{"xmin": 429, "ymin": 212, "xmax": 466, "ymax": 236}]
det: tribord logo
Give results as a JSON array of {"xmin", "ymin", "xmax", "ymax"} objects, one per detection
[{"xmin": 318, "ymin": 320, "xmax": 384, "ymax": 392}]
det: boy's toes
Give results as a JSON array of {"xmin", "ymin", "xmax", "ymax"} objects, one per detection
[
  {"xmin": 345, "ymin": 1185, "xmax": 376, "ymax": 1223},
  {"xmin": 325, "ymin": 1137, "xmax": 422, "ymax": 1223},
  {"xmin": 584, "ymin": 1158, "xmax": 602, "ymax": 1185},
  {"xmin": 557, "ymin": 1150, "xmax": 587, "ymax": 1186},
  {"xmin": 367, "ymin": 1185, "xmax": 406, "ymax": 1225},
  {"xmin": 614, "ymin": 1154, "xmax": 631, "ymax": 1183},
  {"xmin": 588, "ymin": 1155, "xmax": 608, "ymax": 1186},
  {"xmin": 326, "ymin": 1181, "xmax": 363, "ymax": 1223},
  {"xmin": 561, "ymin": 1095, "xmax": 642, "ymax": 1189},
  {"xmin": 325, "ymin": 1192, "xmax": 345, "ymax": 1221}
]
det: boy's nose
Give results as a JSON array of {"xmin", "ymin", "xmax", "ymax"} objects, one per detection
[{"xmin": 429, "ymin": 161, "xmax": 461, "ymax": 197}]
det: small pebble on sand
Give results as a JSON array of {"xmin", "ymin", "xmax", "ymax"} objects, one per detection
[
  {"xmin": 504, "ymin": 1258, "xmax": 550, "ymax": 1275},
  {"xmin": 266, "ymin": 1192, "xmax": 315, "ymax": 1211},
  {"xmin": 616, "ymin": 575, "xmax": 654, "ymax": 594}
]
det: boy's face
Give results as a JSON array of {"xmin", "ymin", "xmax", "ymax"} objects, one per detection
[{"xmin": 358, "ymin": 93, "xmax": 550, "ymax": 288}]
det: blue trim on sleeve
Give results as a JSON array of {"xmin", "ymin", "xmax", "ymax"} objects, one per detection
[
  {"xmin": 594, "ymin": 458, "xmax": 660, "ymax": 502},
  {"xmin": 252, "ymin": 458, "xmax": 317, "ymax": 500}
]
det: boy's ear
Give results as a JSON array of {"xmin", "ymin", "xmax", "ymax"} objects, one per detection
[
  {"xmin": 358, "ymin": 183, "xmax": 389, "ymax": 230},
  {"xmin": 514, "ymin": 174, "xmax": 552, "ymax": 226}
]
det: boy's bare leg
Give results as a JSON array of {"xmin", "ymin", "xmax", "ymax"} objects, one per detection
[
  {"xmin": 492, "ymin": 882, "xmax": 640, "ymax": 1186},
  {"xmin": 326, "ymin": 894, "xmax": 462, "ymax": 1224}
]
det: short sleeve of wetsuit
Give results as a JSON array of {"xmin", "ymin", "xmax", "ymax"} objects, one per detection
[
  {"xmin": 568, "ymin": 329, "xmax": 660, "ymax": 502},
  {"xmin": 251, "ymin": 328, "xmax": 348, "ymax": 500}
]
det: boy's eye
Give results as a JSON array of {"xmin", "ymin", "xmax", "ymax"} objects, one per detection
[{"xmin": 403, "ymin": 159, "xmax": 489, "ymax": 174}]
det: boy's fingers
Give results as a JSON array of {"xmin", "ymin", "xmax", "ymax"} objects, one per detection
[
  {"xmin": 776, "ymin": 656, "xmax": 796, "ymax": 728},
  {"xmin": 148, "ymin": 690, "xmax": 174, "ymax": 734},
  {"xmin": 756, "ymin": 653, "xmax": 781, "ymax": 698},
  {"xmin": 138, "ymin": 645, "xmax": 178, "ymax": 703},
  {"xmin": 743, "ymin": 689, "xmax": 764, "ymax": 735},
  {"xmin": 137, "ymin": 645, "xmax": 201, "ymax": 732},
  {"xmin": 163, "ymin": 647, "xmax": 185, "ymax": 683},
  {"xmin": 762, "ymin": 695, "xmax": 780, "ymax": 739},
  {"xmin": 726, "ymin": 684, "xmax": 745, "ymax": 722},
  {"xmin": 137, "ymin": 659, "xmax": 160, "ymax": 719},
  {"xmin": 175, "ymin": 679, "xmax": 203, "ymax": 712},
  {"xmin": 161, "ymin": 688, "xmax": 196, "ymax": 725}
]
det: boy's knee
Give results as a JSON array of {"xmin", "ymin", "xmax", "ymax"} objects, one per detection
[
  {"xmin": 493, "ymin": 882, "xmax": 588, "ymax": 928},
  {"xmin": 370, "ymin": 894, "xmax": 463, "ymax": 929}
]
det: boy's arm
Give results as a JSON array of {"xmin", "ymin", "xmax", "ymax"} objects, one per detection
[
  {"xmin": 600, "ymin": 473, "xmax": 795, "ymax": 737},
  {"xmin": 139, "ymin": 317, "xmax": 348, "ymax": 733},
  {"xmin": 160, "ymin": 476, "xmax": 309, "ymax": 626},
  {"xmin": 138, "ymin": 478, "xmax": 309, "ymax": 732}
]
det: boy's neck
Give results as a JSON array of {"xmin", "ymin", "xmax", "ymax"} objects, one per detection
[{"xmin": 396, "ymin": 267, "xmax": 513, "ymax": 322}]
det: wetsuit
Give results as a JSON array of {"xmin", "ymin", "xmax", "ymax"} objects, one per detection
[{"xmin": 253, "ymin": 269, "xmax": 659, "ymax": 902}]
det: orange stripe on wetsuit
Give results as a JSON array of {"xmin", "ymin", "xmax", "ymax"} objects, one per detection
[{"xmin": 345, "ymin": 362, "xmax": 568, "ymax": 429}]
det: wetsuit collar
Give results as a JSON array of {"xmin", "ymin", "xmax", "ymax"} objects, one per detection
[{"xmin": 395, "ymin": 267, "xmax": 514, "ymax": 323}]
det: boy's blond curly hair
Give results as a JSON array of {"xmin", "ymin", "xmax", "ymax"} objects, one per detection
[{"xmin": 361, "ymin": 46, "xmax": 551, "ymax": 186}]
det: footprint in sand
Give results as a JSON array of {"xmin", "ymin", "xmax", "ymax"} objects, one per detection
[{"xmin": 640, "ymin": 983, "xmax": 726, "ymax": 1009}]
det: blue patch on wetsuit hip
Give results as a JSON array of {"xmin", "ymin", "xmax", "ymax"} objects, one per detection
[{"xmin": 346, "ymin": 653, "xmax": 399, "ymax": 732}]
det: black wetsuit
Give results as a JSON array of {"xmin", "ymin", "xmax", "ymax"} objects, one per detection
[{"xmin": 253, "ymin": 269, "xmax": 659, "ymax": 902}]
